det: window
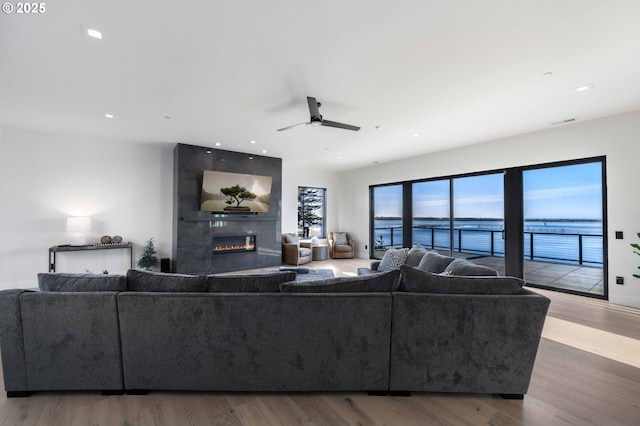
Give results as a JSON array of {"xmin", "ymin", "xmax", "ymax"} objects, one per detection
[
  {"xmin": 371, "ymin": 184, "xmax": 403, "ymax": 259},
  {"xmin": 369, "ymin": 157, "xmax": 607, "ymax": 299},
  {"xmin": 298, "ymin": 187, "xmax": 326, "ymax": 238}
]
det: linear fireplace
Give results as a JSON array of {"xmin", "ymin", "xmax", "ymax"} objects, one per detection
[{"xmin": 212, "ymin": 235, "xmax": 257, "ymax": 255}]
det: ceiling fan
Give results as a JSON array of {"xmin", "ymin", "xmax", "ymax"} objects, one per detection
[{"xmin": 277, "ymin": 97, "xmax": 360, "ymax": 132}]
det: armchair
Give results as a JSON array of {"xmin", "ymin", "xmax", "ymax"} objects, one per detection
[
  {"xmin": 281, "ymin": 233, "xmax": 312, "ymax": 265},
  {"xmin": 328, "ymin": 232, "xmax": 355, "ymax": 259}
]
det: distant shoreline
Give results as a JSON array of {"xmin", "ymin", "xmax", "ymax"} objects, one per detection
[{"xmin": 374, "ymin": 217, "xmax": 601, "ymax": 222}]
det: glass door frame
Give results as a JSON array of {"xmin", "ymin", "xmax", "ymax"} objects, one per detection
[{"xmin": 506, "ymin": 156, "xmax": 608, "ymax": 300}]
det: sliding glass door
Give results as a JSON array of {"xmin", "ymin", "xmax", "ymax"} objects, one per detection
[
  {"xmin": 371, "ymin": 184, "xmax": 403, "ymax": 259},
  {"xmin": 368, "ymin": 156, "xmax": 607, "ymax": 299},
  {"xmin": 522, "ymin": 161, "xmax": 605, "ymax": 296},
  {"xmin": 453, "ymin": 173, "xmax": 505, "ymax": 273},
  {"xmin": 412, "ymin": 180, "xmax": 451, "ymax": 253}
]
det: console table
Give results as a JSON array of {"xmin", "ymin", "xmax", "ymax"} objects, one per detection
[{"xmin": 49, "ymin": 243, "xmax": 134, "ymax": 273}]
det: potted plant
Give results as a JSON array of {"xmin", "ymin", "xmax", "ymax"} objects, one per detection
[{"xmin": 137, "ymin": 238, "xmax": 159, "ymax": 270}]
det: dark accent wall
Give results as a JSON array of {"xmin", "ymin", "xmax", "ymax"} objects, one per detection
[{"xmin": 172, "ymin": 143, "xmax": 282, "ymax": 274}]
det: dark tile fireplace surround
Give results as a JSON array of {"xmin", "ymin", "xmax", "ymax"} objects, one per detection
[{"xmin": 172, "ymin": 144, "xmax": 283, "ymax": 274}]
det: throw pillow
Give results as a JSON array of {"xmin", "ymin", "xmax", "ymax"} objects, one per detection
[
  {"xmin": 333, "ymin": 232, "xmax": 348, "ymax": 245},
  {"xmin": 377, "ymin": 247, "xmax": 409, "ymax": 272},
  {"xmin": 405, "ymin": 244, "xmax": 427, "ymax": 267},
  {"xmin": 416, "ymin": 251, "xmax": 455, "ymax": 273},
  {"xmin": 37, "ymin": 273, "xmax": 127, "ymax": 292},
  {"xmin": 443, "ymin": 258, "xmax": 498, "ymax": 276},
  {"xmin": 279, "ymin": 270, "xmax": 401, "ymax": 293},
  {"xmin": 126, "ymin": 269, "xmax": 206, "ymax": 292},
  {"xmin": 205, "ymin": 271, "xmax": 297, "ymax": 293},
  {"xmin": 399, "ymin": 265, "xmax": 524, "ymax": 295},
  {"xmin": 284, "ymin": 233, "xmax": 299, "ymax": 244}
]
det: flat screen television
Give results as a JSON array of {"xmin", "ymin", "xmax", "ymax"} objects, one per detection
[{"xmin": 200, "ymin": 170, "xmax": 273, "ymax": 213}]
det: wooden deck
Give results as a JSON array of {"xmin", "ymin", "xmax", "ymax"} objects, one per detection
[{"xmin": 466, "ymin": 255, "xmax": 605, "ymax": 296}]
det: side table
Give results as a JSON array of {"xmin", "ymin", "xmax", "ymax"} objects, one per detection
[{"xmin": 311, "ymin": 245, "xmax": 328, "ymax": 261}]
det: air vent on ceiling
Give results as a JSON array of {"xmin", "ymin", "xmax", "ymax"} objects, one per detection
[{"xmin": 550, "ymin": 118, "xmax": 577, "ymax": 125}]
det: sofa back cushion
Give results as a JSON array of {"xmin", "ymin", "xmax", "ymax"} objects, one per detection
[
  {"xmin": 37, "ymin": 273, "xmax": 127, "ymax": 292},
  {"xmin": 399, "ymin": 265, "xmax": 524, "ymax": 295},
  {"xmin": 280, "ymin": 270, "xmax": 401, "ymax": 293},
  {"xmin": 443, "ymin": 258, "xmax": 498, "ymax": 276},
  {"xmin": 405, "ymin": 245, "xmax": 427, "ymax": 267},
  {"xmin": 126, "ymin": 269, "xmax": 206, "ymax": 292},
  {"xmin": 205, "ymin": 271, "xmax": 297, "ymax": 293},
  {"xmin": 416, "ymin": 251, "xmax": 455, "ymax": 273}
]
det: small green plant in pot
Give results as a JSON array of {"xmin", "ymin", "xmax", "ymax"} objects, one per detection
[
  {"xmin": 138, "ymin": 238, "xmax": 159, "ymax": 270},
  {"xmin": 632, "ymin": 232, "xmax": 640, "ymax": 279}
]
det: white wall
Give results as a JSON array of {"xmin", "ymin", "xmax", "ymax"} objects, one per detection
[
  {"xmin": 0, "ymin": 126, "xmax": 174, "ymax": 289},
  {"xmin": 338, "ymin": 110, "xmax": 640, "ymax": 308}
]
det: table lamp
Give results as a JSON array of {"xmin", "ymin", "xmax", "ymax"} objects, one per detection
[{"xmin": 67, "ymin": 217, "xmax": 92, "ymax": 246}]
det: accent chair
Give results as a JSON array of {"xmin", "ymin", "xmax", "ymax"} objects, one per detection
[
  {"xmin": 281, "ymin": 233, "xmax": 312, "ymax": 265},
  {"xmin": 328, "ymin": 232, "xmax": 355, "ymax": 259}
]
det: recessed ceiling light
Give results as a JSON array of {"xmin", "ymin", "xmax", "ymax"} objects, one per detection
[
  {"xmin": 261, "ymin": 150, "xmax": 267, "ymax": 154},
  {"xmin": 87, "ymin": 28, "xmax": 103, "ymax": 39},
  {"xmin": 104, "ymin": 113, "xmax": 114, "ymax": 119},
  {"xmin": 574, "ymin": 84, "xmax": 594, "ymax": 92},
  {"xmin": 205, "ymin": 150, "xmax": 212, "ymax": 154},
  {"xmin": 336, "ymin": 155, "xmax": 341, "ymax": 159},
  {"xmin": 249, "ymin": 156, "xmax": 254, "ymax": 160},
  {"xmin": 215, "ymin": 142, "xmax": 221, "ymax": 146},
  {"xmin": 412, "ymin": 133, "xmax": 421, "ymax": 137},
  {"xmin": 250, "ymin": 140, "xmax": 256, "ymax": 144}
]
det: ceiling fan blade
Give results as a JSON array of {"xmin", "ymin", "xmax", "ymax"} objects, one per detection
[
  {"xmin": 321, "ymin": 119, "xmax": 361, "ymax": 131},
  {"xmin": 276, "ymin": 122, "xmax": 309, "ymax": 132},
  {"xmin": 307, "ymin": 97, "xmax": 321, "ymax": 119}
]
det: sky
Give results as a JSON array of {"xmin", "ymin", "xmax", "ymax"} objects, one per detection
[{"xmin": 374, "ymin": 161, "xmax": 603, "ymax": 220}]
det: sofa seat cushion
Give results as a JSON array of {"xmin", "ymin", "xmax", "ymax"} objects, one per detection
[
  {"xmin": 377, "ymin": 248, "xmax": 409, "ymax": 272},
  {"xmin": 299, "ymin": 247, "xmax": 313, "ymax": 257},
  {"xmin": 400, "ymin": 265, "xmax": 524, "ymax": 295},
  {"xmin": 416, "ymin": 251, "xmax": 455, "ymax": 273},
  {"xmin": 37, "ymin": 273, "xmax": 127, "ymax": 292},
  {"xmin": 205, "ymin": 271, "xmax": 296, "ymax": 293},
  {"xmin": 334, "ymin": 244, "xmax": 353, "ymax": 253},
  {"xmin": 280, "ymin": 270, "xmax": 401, "ymax": 293},
  {"xmin": 443, "ymin": 258, "xmax": 498, "ymax": 276},
  {"xmin": 126, "ymin": 269, "xmax": 206, "ymax": 292}
]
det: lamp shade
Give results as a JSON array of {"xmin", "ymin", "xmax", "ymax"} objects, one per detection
[
  {"xmin": 66, "ymin": 217, "xmax": 92, "ymax": 245},
  {"xmin": 66, "ymin": 217, "xmax": 92, "ymax": 232}
]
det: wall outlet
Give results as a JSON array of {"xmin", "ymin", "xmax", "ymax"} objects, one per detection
[
  {"xmin": 616, "ymin": 276, "xmax": 624, "ymax": 285},
  {"xmin": 364, "ymin": 244, "xmax": 368, "ymax": 250},
  {"xmin": 615, "ymin": 231, "xmax": 623, "ymax": 239}
]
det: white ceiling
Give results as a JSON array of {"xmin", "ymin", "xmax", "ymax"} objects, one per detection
[{"xmin": 1, "ymin": 0, "xmax": 639, "ymax": 171}]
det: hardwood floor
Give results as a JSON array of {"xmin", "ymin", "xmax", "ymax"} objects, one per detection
[{"xmin": 1, "ymin": 258, "xmax": 639, "ymax": 425}]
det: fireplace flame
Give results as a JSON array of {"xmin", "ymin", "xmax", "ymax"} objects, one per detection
[{"xmin": 213, "ymin": 243, "xmax": 256, "ymax": 252}]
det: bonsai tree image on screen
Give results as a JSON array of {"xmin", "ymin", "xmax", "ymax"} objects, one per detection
[{"xmin": 221, "ymin": 185, "xmax": 257, "ymax": 212}]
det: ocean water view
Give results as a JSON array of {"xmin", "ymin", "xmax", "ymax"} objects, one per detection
[{"xmin": 374, "ymin": 217, "xmax": 604, "ymax": 267}]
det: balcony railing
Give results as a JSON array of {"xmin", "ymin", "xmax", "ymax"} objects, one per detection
[{"xmin": 373, "ymin": 225, "xmax": 603, "ymax": 267}]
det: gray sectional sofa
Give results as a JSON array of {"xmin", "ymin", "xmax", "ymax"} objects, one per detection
[{"xmin": 0, "ymin": 263, "xmax": 550, "ymax": 399}]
